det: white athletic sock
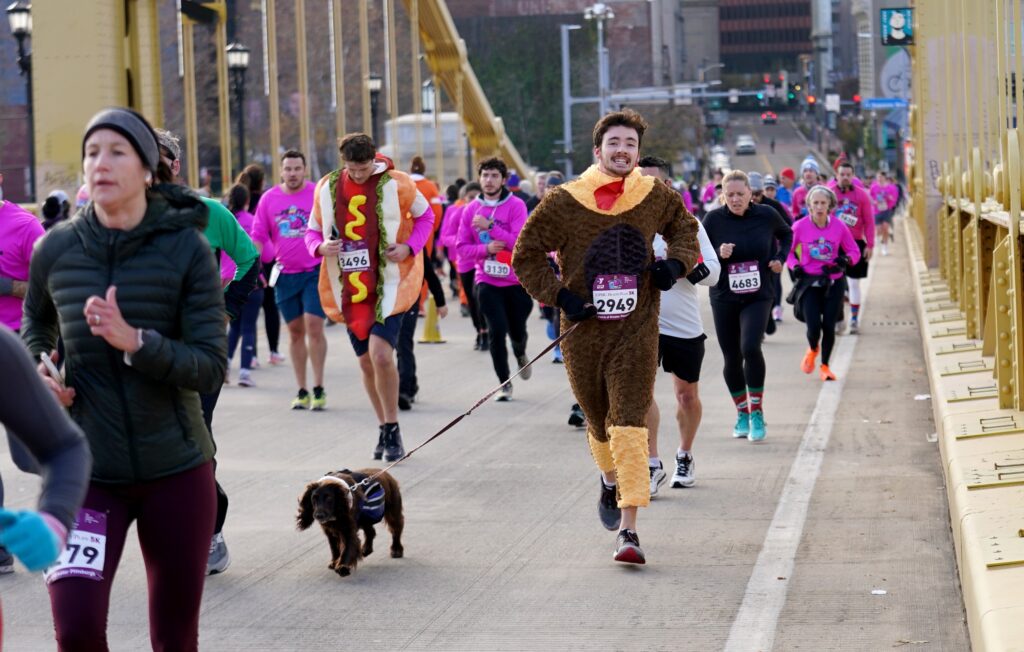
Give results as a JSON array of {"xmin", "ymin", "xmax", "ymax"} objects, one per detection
[
  {"xmin": 602, "ymin": 472, "xmax": 616, "ymax": 486},
  {"xmin": 678, "ymin": 449, "xmax": 691, "ymax": 458},
  {"xmin": 848, "ymin": 277, "xmax": 861, "ymax": 306},
  {"xmin": 648, "ymin": 457, "xmax": 660, "ymax": 468}
]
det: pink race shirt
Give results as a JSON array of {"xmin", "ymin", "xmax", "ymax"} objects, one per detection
[
  {"xmin": 253, "ymin": 182, "xmax": 319, "ymax": 274},
  {"xmin": 786, "ymin": 216, "xmax": 861, "ymax": 280},
  {"xmin": 869, "ymin": 182, "xmax": 898, "ymax": 213},
  {"xmin": 0, "ymin": 201, "xmax": 45, "ymax": 330},
  {"xmin": 831, "ymin": 184, "xmax": 876, "ymax": 246},
  {"xmin": 221, "ymin": 209, "xmax": 256, "ymax": 282}
]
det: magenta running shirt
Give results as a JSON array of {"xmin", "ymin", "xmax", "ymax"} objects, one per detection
[
  {"xmin": 252, "ymin": 182, "xmax": 319, "ymax": 274},
  {"xmin": 0, "ymin": 201, "xmax": 45, "ymax": 330}
]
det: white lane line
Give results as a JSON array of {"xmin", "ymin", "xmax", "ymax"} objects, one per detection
[{"xmin": 724, "ymin": 274, "xmax": 871, "ymax": 652}]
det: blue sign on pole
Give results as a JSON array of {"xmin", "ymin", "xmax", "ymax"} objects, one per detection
[
  {"xmin": 880, "ymin": 8, "xmax": 914, "ymax": 46},
  {"xmin": 862, "ymin": 97, "xmax": 908, "ymax": 110}
]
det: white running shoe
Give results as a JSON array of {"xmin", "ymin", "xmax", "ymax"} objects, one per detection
[
  {"xmin": 672, "ymin": 453, "xmax": 695, "ymax": 488},
  {"xmin": 494, "ymin": 383, "xmax": 513, "ymax": 402},
  {"xmin": 649, "ymin": 463, "xmax": 667, "ymax": 497}
]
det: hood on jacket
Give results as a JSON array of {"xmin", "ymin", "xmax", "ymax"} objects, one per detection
[
  {"xmin": 479, "ymin": 186, "xmax": 512, "ymax": 207},
  {"xmin": 72, "ymin": 183, "xmax": 209, "ymax": 262}
]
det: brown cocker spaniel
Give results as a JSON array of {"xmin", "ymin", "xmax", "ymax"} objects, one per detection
[{"xmin": 296, "ymin": 468, "xmax": 404, "ymax": 577}]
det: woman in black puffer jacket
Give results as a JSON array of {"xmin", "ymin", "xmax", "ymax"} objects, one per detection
[{"xmin": 21, "ymin": 107, "xmax": 226, "ymax": 652}]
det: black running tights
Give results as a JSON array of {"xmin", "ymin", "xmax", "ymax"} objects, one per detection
[
  {"xmin": 802, "ymin": 278, "xmax": 846, "ymax": 366},
  {"xmin": 711, "ymin": 298, "xmax": 773, "ymax": 394},
  {"xmin": 476, "ymin": 283, "xmax": 533, "ymax": 383}
]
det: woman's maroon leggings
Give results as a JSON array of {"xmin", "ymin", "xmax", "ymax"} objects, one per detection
[{"xmin": 48, "ymin": 462, "xmax": 215, "ymax": 652}]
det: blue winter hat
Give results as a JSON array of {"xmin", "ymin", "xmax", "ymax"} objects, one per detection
[
  {"xmin": 508, "ymin": 172, "xmax": 521, "ymax": 189},
  {"xmin": 801, "ymin": 158, "xmax": 820, "ymax": 174}
]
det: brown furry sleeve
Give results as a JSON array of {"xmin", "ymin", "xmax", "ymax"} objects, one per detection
[
  {"xmin": 660, "ymin": 189, "xmax": 701, "ymax": 274},
  {"xmin": 511, "ymin": 190, "xmax": 569, "ymax": 306}
]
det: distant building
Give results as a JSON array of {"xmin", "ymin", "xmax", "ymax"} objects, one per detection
[{"xmin": 718, "ymin": 0, "xmax": 813, "ymax": 74}]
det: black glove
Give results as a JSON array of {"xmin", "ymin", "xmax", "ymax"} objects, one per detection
[
  {"xmin": 685, "ymin": 262, "xmax": 711, "ymax": 285},
  {"xmin": 557, "ymin": 288, "xmax": 598, "ymax": 322},
  {"xmin": 792, "ymin": 265, "xmax": 805, "ymax": 279},
  {"xmin": 834, "ymin": 254, "xmax": 850, "ymax": 271},
  {"xmin": 821, "ymin": 263, "xmax": 840, "ymax": 275},
  {"xmin": 649, "ymin": 259, "xmax": 684, "ymax": 291}
]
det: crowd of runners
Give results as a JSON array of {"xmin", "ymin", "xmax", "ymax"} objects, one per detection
[{"xmin": 0, "ymin": 104, "xmax": 902, "ymax": 648}]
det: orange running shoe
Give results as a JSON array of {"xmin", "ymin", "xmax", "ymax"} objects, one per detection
[
  {"xmin": 820, "ymin": 364, "xmax": 837, "ymax": 381},
  {"xmin": 801, "ymin": 348, "xmax": 818, "ymax": 374}
]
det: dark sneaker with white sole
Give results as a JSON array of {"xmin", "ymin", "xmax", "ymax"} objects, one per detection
[
  {"xmin": 598, "ymin": 479, "xmax": 621, "ymax": 530},
  {"xmin": 516, "ymin": 353, "xmax": 532, "ymax": 380},
  {"xmin": 373, "ymin": 425, "xmax": 385, "ymax": 460},
  {"xmin": 383, "ymin": 423, "xmax": 405, "ymax": 462},
  {"xmin": 613, "ymin": 529, "xmax": 645, "ymax": 564}
]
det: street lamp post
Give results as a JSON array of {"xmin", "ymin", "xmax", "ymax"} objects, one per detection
[
  {"xmin": 697, "ymin": 61, "xmax": 724, "ymax": 85},
  {"xmin": 421, "ymin": 79, "xmax": 434, "ymax": 113},
  {"xmin": 226, "ymin": 42, "xmax": 250, "ymax": 177},
  {"xmin": 560, "ymin": 23, "xmax": 581, "ymax": 178},
  {"xmin": 7, "ymin": 1, "xmax": 33, "ymax": 201},
  {"xmin": 368, "ymin": 74, "xmax": 383, "ymax": 144},
  {"xmin": 584, "ymin": 3, "xmax": 614, "ymax": 116}
]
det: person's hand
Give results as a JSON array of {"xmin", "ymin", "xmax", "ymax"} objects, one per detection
[
  {"xmin": 556, "ymin": 288, "xmax": 598, "ymax": 322},
  {"xmin": 385, "ymin": 243, "xmax": 412, "ymax": 262},
  {"xmin": 37, "ymin": 351, "xmax": 75, "ymax": 407},
  {"xmin": 84, "ymin": 286, "xmax": 141, "ymax": 353},
  {"xmin": 318, "ymin": 238, "xmax": 342, "ymax": 258},
  {"xmin": 649, "ymin": 259, "xmax": 683, "ymax": 291},
  {"xmin": 486, "ymin": 240, "xmax": 506, "ymax": 254},
  {"xmin": 438, "ymin": 305, "xmax": 449, "ymax": 319},
  {"xmin": 768, "ymin": 259, "xmax": 783, "ymax": 273},
  {"xmin": 0, "ymin": 509, "xmax": 63, "ymax": 572},
  {"xmin": 864, "ymin": 247, "xmax": 873, "ymax": 261},
  {"xmin": 792, "ymin": 265, "xmax": 805, "ymax": 279},
  {"xmin": 471, "ymin": 215, "xmax": 490, "ymax": 230},
  {"xmin": 821, "ymin": 263, "xmax": 840, "ymax": 275},
  {"xmin": 719, "ymin": 243, "xmax": 735, "ymax": 259}
]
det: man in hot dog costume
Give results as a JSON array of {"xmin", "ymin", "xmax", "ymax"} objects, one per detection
[
  {"xmin": 306, "ymin": 134, "xmax": 434, "ymax": 462},
  {"xmin": 512, "ymin": 110, "xmax": 700, "ymax": 564}
]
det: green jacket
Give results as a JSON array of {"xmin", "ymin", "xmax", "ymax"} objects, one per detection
[
  {"xmin": 200, "ymin": 196, "xmax": 259, "ymax": 319},
  {"xmin": 22, "ymin": 185, "xmax": 227, "ymax": 483}
]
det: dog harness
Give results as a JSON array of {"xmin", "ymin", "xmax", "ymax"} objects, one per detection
[{"xmin": 320, "ymin": 471, "xmax": 386, "ymax": 525}]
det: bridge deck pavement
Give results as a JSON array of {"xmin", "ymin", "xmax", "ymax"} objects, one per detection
[{"xmin": 0, "ymin": 223, "xmax": 967, "ymax": 650}]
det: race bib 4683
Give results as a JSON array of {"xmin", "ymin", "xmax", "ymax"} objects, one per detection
[{"xmin": 728, "ymin": 261, "xmax": 761, "ymax": 294}]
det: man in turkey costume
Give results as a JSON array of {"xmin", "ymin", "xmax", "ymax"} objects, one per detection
[{"xmin": 512, "ymin": 110, "xmax": 700, "ymax": 564}]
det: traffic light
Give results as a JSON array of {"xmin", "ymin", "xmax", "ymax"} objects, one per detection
[
  {"xmin": 788, "ymin": 92, "xmax": 796, "ymax": 100},
  {"xmin": 763, "ymin": 73, "xmax": 771, "ymax": 84},
  {"xmin": 807, "ymin": 95, "xmax": 816, "ymax": 105},
  {"xmin": 794, "ymin": 83, "xmax": 802, "ymax": 92},
  {"xmin": 853, "ymin": 94, "xmax": 861, "ymax": 103},
  {"xmin": 757, "ymin": 92, "xmax": 764, "ymax": 100}
]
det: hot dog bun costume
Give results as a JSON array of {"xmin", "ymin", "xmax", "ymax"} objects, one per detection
[
  {"xmin": 512, "ymin": 165, "xmax": 700, "ymax": 508},
  {"xmin": 309, "ymin": 156, "xmax": 429, "ymax": 339}
]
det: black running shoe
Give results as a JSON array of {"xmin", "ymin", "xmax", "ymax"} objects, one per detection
[
  {"xmin": 568, "ymin": 403, "xmax": 586, "ymax": 428},
  {"xmin": 398, "ymin": 393, "xmax": 412, "ymax": 411},
  {"xmin": 373, "ymin": 425, "xmax": 385, "ymax": 460},
  {"xmin": 613, "ymin": 529, "xmax": 645, "ymax": 564},
  {"xmin": 383, "ymin": 423, "xmax": 405, "ymax": 462},
  {"xmin": 599, "ymin": 479, "xmax": 621, "ymax": 531}
]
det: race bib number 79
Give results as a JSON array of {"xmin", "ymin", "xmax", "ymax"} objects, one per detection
[{"xmin": 43, "ymin": 508, "xmax": 107, "ymax": 584}]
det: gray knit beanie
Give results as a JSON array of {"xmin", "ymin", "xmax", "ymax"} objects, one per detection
[{"xmin": 82, "ymin": 108, "xmax": 160, "ymax": 173}]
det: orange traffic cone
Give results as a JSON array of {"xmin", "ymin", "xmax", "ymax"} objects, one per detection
[{"xmin": 419, "ymin": 295, "xmax": 446, "ymax": 343}]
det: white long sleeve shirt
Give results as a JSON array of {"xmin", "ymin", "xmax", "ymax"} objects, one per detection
[{"xmin": 653, "ymin": 221, "xmax": 720, "ymax": 339}]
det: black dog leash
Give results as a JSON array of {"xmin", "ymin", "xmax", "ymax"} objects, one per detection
[{"xmin": 355, "ymin": 321, "xmax": 582, "ymax": 488}]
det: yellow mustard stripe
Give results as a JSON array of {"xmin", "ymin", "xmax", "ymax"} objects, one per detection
[{"xmin": 562, "ymin": 165, "xmax": 657, "ymax": 216}]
